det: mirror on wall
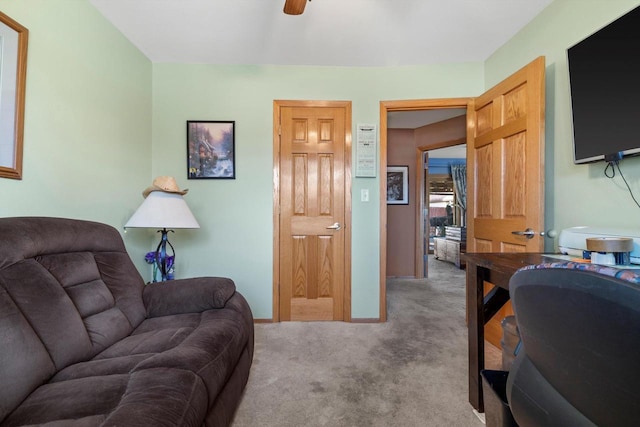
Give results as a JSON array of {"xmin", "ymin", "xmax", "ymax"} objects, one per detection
[{"xmin": 0, "ymin": 11, "xmax": 28, "ymax": 180}]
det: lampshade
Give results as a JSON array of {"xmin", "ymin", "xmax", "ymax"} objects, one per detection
[{"xmin": 125, "ymin": 191, "xmax": 200, "ymax": 229}]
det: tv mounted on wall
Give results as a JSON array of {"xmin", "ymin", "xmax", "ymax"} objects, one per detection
[{"xmin": 568, "ymin": 5, "xmax": 640, "ymax": 164}]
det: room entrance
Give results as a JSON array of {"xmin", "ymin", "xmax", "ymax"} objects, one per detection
[{"xmin": 385, "ymin": 107, "xmax": 467, "ymax": 280}]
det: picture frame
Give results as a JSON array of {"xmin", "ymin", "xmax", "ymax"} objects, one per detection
[
  {"xmin": 187, "ymin": 120, "xmax": 235, "ymax": 179},
  {"xmin": 387, "ymin": 165, "xmax": 409, "ymax": 205},
  {"xmin": 0, "ymin": 12, "xmax": 28, "ymax": 180}
]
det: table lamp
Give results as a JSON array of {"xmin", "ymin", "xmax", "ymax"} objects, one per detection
[{"xmin": 125, "ymin": 176, "xmax": 200, "ymax": 282}]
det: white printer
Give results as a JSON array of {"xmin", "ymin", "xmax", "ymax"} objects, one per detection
[{"xmin": 558, "ymin": 226, "xmax": 640, "ymax": 265}]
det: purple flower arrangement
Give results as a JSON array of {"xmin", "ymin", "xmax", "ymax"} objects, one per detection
[{"xmin": 144, "ymin": 251, "xmax": 175, "ymax": 281}]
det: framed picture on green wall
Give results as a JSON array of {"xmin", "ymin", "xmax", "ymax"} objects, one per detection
[
  {"xmin": 387, "ymin": 165, "xmax": 408, "ymax": 205},
  {"xmin": 187, "ymin": 120, "xmax": 236, "ymax": 179}
]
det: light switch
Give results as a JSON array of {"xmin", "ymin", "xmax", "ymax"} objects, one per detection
[{"xmin": 361, "ymin": 189, "xmax": 369, "ymax": 202}]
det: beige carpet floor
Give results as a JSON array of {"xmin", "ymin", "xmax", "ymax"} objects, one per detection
[{"xmin": 232, "ymin": 257, "xmax": 500, "ymax": 426}]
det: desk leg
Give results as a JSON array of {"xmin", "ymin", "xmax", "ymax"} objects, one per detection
[{"xmin": 467, "ymin": 264, "xmax": 485, "ymax": 412}]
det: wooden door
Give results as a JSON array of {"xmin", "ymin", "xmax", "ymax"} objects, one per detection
[
  {"xmin": 276, "ymin": 101, "xmax": 351, "ymax": 321},
  {"xmin": 467, "ymin": 56, "xmax": 545, "ymax": 253},
  {"xmin": 467, "ymin": 57, "xmax": 545, "ymax": 346}
]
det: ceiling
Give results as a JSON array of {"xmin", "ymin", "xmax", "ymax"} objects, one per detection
[
  {"xmin": 429, "ymin": 145, "xmax": 466, "ymax": 158},
  {"xmin": 89, "ymin": 0, "xmax": 553, "ymax": 67},
  {"xmin": 387, "ymin": 109, "xmax": 468, "ymax": 157},
  {"xmin": 387, "ymin": 109, "xmax": 466, "ymax": 129},
  {"xmin": 89, "ymin": 0, "xmax": 551, "ymax": 130}
]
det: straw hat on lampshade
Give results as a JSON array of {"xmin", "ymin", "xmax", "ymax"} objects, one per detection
[{"xmin": 142, "ymin": 176, "xmax": 188, "ymax": 198}]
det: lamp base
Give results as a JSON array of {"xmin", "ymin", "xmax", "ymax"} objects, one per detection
[{"xmin": 153, "ymin": 228, "xmax": 175, "ymax": 282}]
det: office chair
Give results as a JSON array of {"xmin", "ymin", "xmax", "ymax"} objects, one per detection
[{"xmin": 506, "ymin": 266, "xmax": 640, "ymax": 427}]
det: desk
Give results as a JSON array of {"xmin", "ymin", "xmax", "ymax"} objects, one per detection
[{"xmin": 465, "ymin": 252, "xmax": 559, "ymax": 412}]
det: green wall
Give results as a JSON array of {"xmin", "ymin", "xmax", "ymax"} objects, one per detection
[
  {"xmin": 14, "ymin": 0, "xmax": 639, "ymax": 320},
  {"xmin": 485, "ymin": 0, "xmax": 640, "ymax": 247},
  {"xmin": 151, "ymin": 64, "xmax": 484, "ymax": 319},
  {"xmin": 0, "ymin": 0, "xmax": 484, "ymax": 320},
  {"xmin": 0, "ymin": 0, "xmax": 153, "ymax": 273}
]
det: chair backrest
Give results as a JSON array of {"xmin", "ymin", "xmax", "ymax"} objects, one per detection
[
  {"xmin": 0, "ymin": 217, "xmax": 146, "ymax": 423},
  {"xmin": 507, "ymin": 266, "xmax": 640, "ymax": 427}
]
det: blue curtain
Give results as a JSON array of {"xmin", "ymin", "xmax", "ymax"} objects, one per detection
[{"xmin": 451, "ymin": 164, "xmax": 467, "ymax": 226}]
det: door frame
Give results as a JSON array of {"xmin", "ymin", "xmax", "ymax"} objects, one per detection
[
  {"xmin": 273, "ymin": 100, "xmax": 353, "ymax": 322},
  {"xmin": 379, "ymin": 98, "xmax": 471, "ymax": 321}
]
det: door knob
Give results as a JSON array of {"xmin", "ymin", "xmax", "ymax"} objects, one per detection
[
  {"xmin": 511, "ymin": 228, "xmax": 557, "ymax": 239},
  {"xmin": 326, "ymin": 222, "xmax": 342, "ymax": 230}
]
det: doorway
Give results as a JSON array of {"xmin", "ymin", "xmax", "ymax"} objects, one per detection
[
  {"xmin": 385, "ymin": 108, "xmax": 467, "ymax": 281},
  {"xmin": 380, "ymin": 98, "xmax": 471, "ymax": 321},
  {"xmin": 424, "ymin": 145, "xmax": 467, "ymax": 275}
]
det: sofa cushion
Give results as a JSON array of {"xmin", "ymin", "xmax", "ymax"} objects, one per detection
[
  {"xmin": 45, "ymin": 293, "xmax": 250, "ymax": 414},
  {"xmin": 1, "ymin": 259, "xmax": 95, "ymax": 368},
  {"xmin": 3, "ymin": 374, "xmax": 129, "ymax": 426},
  {"xmin": 38, "ymin": 251, "xmax": 147, "ymax": 328},
  {"xmin": 0, "ymin": 218, "xmax": 130, "ymax": 270},
  {"xmin": 133, "ymin": 310, "xmax": 249, "ymax": 407},
  {"xmin": 103, "ymin": 368, "xmax": 209, "ymax": 427},
  {"xmin": 2, "ymin": 368, "xmax": 208, "ymax": 427},
  {"xmin": 143, "ymin": 277, "xmax": 236, "ymax": 317}
]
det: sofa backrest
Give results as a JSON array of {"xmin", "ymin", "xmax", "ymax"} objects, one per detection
[{"xmin": 0, "ymin": 217, "xmax": 147, "ymax": 422}]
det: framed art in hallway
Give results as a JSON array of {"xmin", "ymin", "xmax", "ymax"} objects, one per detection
[
  {"xmin": 187, "ymin": 120, "xmax": 235, "ymax": 179},
  {"xmin": 387, "ymin": 165, "xmax": 409, "ymax": 205}
]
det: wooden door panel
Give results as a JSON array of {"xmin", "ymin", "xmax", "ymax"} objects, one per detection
[
  {"xmin": 318, "ymin": 154, "xmax": 334, "ymax": 214},
  {"xmin": 476, "ymin": 104, "xmax": 493, "ymax": 135},
  {"xmin": 318, "ymin": 119, "xmax": 334, "ymax": 142},
  {"xmin": 291, "ymin": 298, "xmax": 334, "ymax": 321},
  {"xmin": 504, "ymin": 86, "xmax": 527, "ymax": 119},
  {"xmin": 293, "ymin": 155, "xmax": 308, "ymax": 214},
  {"xmin": 279, "ymin": 105, "xmax": 347, "ymax": 321},
  {"xmin": 293, "ymin": 119, "xmax": 307, "ymax": 141},
  {"xmin": 474, "ymin": 218, "xmax": 529, "ymax": 243},
  {"xmin": 292, "ymin": 236, "xmax": 312, "ymax": 297},
  {"xmin": 502, "ymin": 242, "xmax": 526, "ymax": 252},
  {"xmin": 475, "ymin": 145, "xmax": 493, "ymax": 217},
  {"xmin": 291, "ymin": 234, "xmax": 335, "ymax": 297},
  {"xmin": 475, "ymin": 239, "xmax": 493, "ymax": 252},
  {"xmin": 503, "ymin": 133, "xmax": 526, "ymax": 217}
]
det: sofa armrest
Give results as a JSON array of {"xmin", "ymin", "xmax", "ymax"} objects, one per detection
[{"xmin": 143, "ymin": 277, "xmax": 236, "ymax": 318}]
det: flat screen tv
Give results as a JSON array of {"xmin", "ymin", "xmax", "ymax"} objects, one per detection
[{"xmin": 568, "ymin": 5, "xmax": 640, "ymax": 164}]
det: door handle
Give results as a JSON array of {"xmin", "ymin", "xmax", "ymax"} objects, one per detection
[
  {"xmin": 326, "ymin": 222, "xmax": 342, "ymax": 231},
  {"xmin": 511, "ymin": 228, "xmax": 558, "ymax": 239}
]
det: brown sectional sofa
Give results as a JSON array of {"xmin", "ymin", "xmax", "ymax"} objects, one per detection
[{"xmin": 0, "ymin": 217, "xmax": 253, "ymax": 427}]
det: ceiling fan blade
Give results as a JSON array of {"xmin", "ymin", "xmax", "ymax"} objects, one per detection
[{"xmin": 284, "ymin": 0, "xmax": 307, "ymax": 15}]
